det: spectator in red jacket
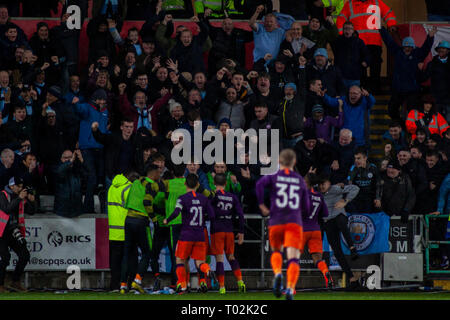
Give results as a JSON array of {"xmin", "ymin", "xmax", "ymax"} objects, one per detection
[{"xmin": 406, "ymin": 96, "xmax": 449, "ymax": 141}]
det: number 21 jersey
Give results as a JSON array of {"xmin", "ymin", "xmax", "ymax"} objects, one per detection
[
  {"xmin": 256, "ymin": 169, "xmax": 310, "ymax": 227},
  {"xmin": 166, "ymin": 191, "xmax": 215, "ymax": 241}
]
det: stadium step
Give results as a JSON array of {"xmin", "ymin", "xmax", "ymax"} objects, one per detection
[{"xmin": 368, "ymin": 95, "xmax": 391, "ymax": 163}]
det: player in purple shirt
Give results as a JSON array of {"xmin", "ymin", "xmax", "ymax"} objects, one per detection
[
  {"xmin": 301, "ymin": 174, "xmax": 333, "ymax": 288},
  {"xmin": 255, "ymin": 149, "xmax": 310, "ymax": 300},
  {"xmin": 210, "ymin": 173, "xmax": 246, "ymax": 294},
  {"xmin": 163, "ymin": 174, "xmax": 217, "ymax": 294}
]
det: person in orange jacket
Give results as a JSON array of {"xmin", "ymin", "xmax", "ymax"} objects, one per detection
[
  {"xmin": 336, "ymin": 0, "xmax": 397, "ymax": 93},
  {"xmin": 406, "ymin": 96, "xmax": 449, "ymax": 141}
]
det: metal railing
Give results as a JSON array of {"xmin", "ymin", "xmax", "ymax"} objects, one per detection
[{"xmin": 424, "ymin": 214, "xmax": 450, "ymax": 274}]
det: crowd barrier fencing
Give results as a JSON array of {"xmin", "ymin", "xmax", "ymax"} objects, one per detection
[
  {"xmin": 6, "ymin": 212, "xmax": 433, "ymax": 288},
  {"xmin": 424, "ymin": 214, "xmax": 450, "ymax": 275}
]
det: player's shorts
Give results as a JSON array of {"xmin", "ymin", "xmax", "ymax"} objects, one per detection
[
  {"xmin": 268, "ymin": 223, "xmax": 303, "ymax": 251},
  {"xmin": 175, "ymin": 240, "xmax": 207, "ymax": 261},
  {"xmin": 210, "ymin": 232, "xmax": 235, "ymax": 255},
  {"xmin": 300, "ymin": 230, "xmax": 323, "ymax": 254}
]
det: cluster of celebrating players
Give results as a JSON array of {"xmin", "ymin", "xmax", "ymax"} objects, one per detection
[{"xmin": 118, "ymin": 149, "xmax": 335, "ymax": 300}]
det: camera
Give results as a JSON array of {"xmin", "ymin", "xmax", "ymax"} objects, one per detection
[
  {"xmin": 24, "ymin": 186, "xmax": 36, "ymax": 196},
  {"xmin": 12, "ymin": 228, "xmax": 26, "ymax": 245}
]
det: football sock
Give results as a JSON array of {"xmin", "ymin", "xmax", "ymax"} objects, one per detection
[
  {"xmin": 176, "ymin": 264, "xmax": 187, "ymax": 289},
  {"xmin": 317, "ymin": 260, "xmax": 329, "ymax": 277},
  {"xmin": 216, "ymin": 261, "xmax": 225, "ymax": 288},
  {"xmin": 286, "ymin": 258, "xmax": 300, "ymax": 290},
  {"xmin": 230, "ymin": 259, "xmax": 242, "ymax": 281},
  {"xmin": 270, "ymin": 251, "xmax": 283, "ymax": 275}
]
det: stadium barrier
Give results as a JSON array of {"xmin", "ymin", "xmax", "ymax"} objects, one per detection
[
  {"xmin": 9, "ymin": 213, "xmax": 424, "ymax": 268},
  {"xmin": 2, "ymin": 213, "xmax": 432, "ymax": 288},
  {"xmin": 424, "ymin": 214, "xmax": 450, "ymax": 274}
]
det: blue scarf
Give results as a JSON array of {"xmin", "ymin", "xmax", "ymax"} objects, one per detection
[
  {"xmin": 0, "ymin": 87, "xmax": 9, "ymax": 124},
  {"xmin": 133, "ymin": 44, "xmax": 142, "ymax": 56},
  {"xmin": 34, "ymin": 82, "xmax": 45, "ymax": 96},
  {"xmin": 135, "ymin": 105, "xmax": 152, "ymax": 130},
  {"xmin": 19, "ymin": 96, "xmax": 33, "ymax": 116}
]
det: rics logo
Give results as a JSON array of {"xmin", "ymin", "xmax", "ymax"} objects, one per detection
[{"xmin": 47, "ymin": 231, "xmax": 64, "ymax": 247}]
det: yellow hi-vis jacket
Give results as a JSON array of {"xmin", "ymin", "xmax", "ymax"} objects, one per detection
[{"xmin": 107, "ymin": 174, "xmax": 133, "ymax": 241}]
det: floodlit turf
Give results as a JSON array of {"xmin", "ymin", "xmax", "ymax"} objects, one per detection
[{"xmin": 0, "ymin": 291, "xmax": 449, "ymax": 300}]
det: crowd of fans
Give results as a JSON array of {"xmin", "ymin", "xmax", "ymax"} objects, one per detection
[{"xmin": 0, "ymin": 0, "xmax": 449, "ymax": 268}]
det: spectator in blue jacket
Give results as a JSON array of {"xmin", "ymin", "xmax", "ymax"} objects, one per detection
[
  {"xmin": 249, "ymin": 6, "xmax": 292, "ymax": 63},
  {"xmin": 380, "ymin": 26, "xmax": 437, "ymax": 122},
  {"xmin": 323, "ymin": 86, "xmax": 375, "ymax": 147},
  {"xmin": 430, "ymin": 172, "xmax": 450, "ymax": 269},
  {"xmin": 72, "ymin": 89, "xmax": 110, "ymax": 213},
  {"xmin": 431, "ymin": 173, "xmax": 450, "ymax": 216},
  {"xmin": 331, "ymin": 21, "xmax": 370, "ymax": 89}
]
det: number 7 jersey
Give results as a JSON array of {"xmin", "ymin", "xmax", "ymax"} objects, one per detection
[
  {"xmin": 166, "ymin": 191, "xmax": 215, "ymax": 242},
  {"xmin": 302, "ymin": 189, "xmax": 328, "ymax": 232},
  {"xmin": 255, "ymin": 169, "xmax": 310, "ymax": 227}
]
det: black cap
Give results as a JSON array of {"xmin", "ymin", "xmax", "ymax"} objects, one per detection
[
  {"xmin": 97, "ymin": 50, "xmax": 109, "ymax": 59},
  {"xmin": 91, "ymin": 89, "xmax": 107, "ymax": 102},
  {"xmin": 48, "ymin": 85, "xmax": 63, "ymax": 99},
  {"xmin": 387, "ymin": 159, "xmax": 401, "ymax": 170},
  {"xmin": 303, "ymin": 128, "xmax": 317, "ymax": 141}
]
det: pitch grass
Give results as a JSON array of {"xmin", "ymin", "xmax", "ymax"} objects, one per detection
[{"xmin": 0, "ymin": 291, "xmax": 449, "ymax": 300}]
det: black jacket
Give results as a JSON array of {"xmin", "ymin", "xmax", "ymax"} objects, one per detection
[
  {"xmin": 380, "ymin": 172, "xmax": 416, "ymax": 217},
  {"xmin": 170, "ymin": 21, "xmax": 209, "ymax": 75},
  {"xmin": 306, "ymin": 61, "xmax": 346, "ymax": 99},
  {"xmin": 250, "ymin": 113, "xmax": 282, "ymax": 155},
  {"xmin": 92, "ymin": 129, "xmax": 155, "ymax": 179},
  {"xmin": 206, "ymin": 19, "xmax": 253, "ymax": 70},
  {"xmin": 424, "ymin": 55, "xmax": 450, "ymax": 105},
  {"xmin": 294, "ymin": 140, "xmax": 334, "ymax": 176},
  {"xmin": 37, "ymin": 115, "xmax": 68, "ymax": 166},
  {"xmin": 247, "ymin": 90, "xmax": 280, "ymax": 126},
  {"xmin": 54, "ymin": 160, "xmax": 84, "ymax": 217},
  {"xmin": 330, "ymin": 140, "xmax": 357, "ymax": 184},
  {"xmin": 401, "ymin": 158, "xmax": 428, "ymax": 196},
  {"xmin": 276, "ymin": 94, "xmax": 306, "ymax": 139},
  {"xmin": 331, "ymin": 34, "xmax": 370, "ymax": 81}
]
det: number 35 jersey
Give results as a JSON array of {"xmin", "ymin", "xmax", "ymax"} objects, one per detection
[
  {"xmin": 166, "ymin": 191, "xmax": 215, "ymax": 242},
  {"xmin": 302, "ymin": 190, "xmax": 328, "ymax": 232},
  {"xmin": 256, "ymin": 169, "xmax": 310, "ymax": 227}
]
